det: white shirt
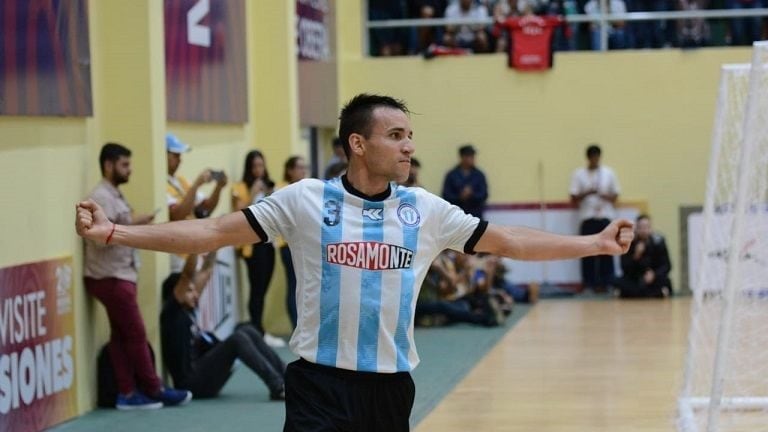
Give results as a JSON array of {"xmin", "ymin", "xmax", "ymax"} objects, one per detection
[
  {"xmin": 584, "ymin": 0, "xmax": 627, "ymax": 15},
  {"xmin": 244, "ymin": 177, "xmax": 483, "ymax": 373},
  {"xmin": 569, "ymin": 165, "xmax": 620, "ymax": 220},
  {"xmin": 444, "ymin": 2, "xmax": 489, "ymax": 45}
]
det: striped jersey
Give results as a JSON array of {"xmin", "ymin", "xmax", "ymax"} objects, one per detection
[{"xmin": 243, "ymin": 176, "xmax": 486, "ymax": 373}]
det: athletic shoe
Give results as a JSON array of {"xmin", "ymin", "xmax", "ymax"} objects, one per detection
[
  {"xmin": 156, "ymin": 388, "xmax": 192, "ymax": 407},
  {"xmin": 264, "ymin": 333, "xmax": 286, "ymax": 348},
  {"xmin": 115, "ymin": 391, "xmax": 162, "ymax": 410}
]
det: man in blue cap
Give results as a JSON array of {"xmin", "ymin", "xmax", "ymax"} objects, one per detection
[{"xmin": 164, "ymin": 133, "xmax": 228, "ymax": 300}]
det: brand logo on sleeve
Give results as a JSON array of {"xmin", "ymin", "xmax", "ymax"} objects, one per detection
[{"xmin": 326, "ymin": 242, "xmax": 413, "ymax": 270}]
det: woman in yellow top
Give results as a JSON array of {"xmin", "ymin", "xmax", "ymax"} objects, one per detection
[
  {"xmin": 279, "ymin": 156, "xmax": 308, "ymax": 329},
  {"xmin": 231, "ymin": 150, "xmax": 276, "ymax": 336}
]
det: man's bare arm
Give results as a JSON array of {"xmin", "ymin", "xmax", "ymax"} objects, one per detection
[
  {"xmin": 474, "ymin": 219, "xmax": 634, "ymax": 261},
  {"xmin": 76, "ymin": 199, "xmax": 260, "ymax": 254}
]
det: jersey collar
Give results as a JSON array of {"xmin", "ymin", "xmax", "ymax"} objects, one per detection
[{"xmin": 341, "ymin": 175, "xmax": 391, "ymax": 202}]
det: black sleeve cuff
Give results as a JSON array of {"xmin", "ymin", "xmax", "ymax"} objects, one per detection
[
  {"xmin": 463, "ymin": 220, "xmax": 488, "ymax": 255},
  {"xmin": 241, "ymin": 208, "xmax": 268, "ymax": 243}
]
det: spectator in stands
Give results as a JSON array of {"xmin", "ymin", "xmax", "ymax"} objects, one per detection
[
  {"xmin": 369, "ymin": 0, "xmax": 409, "ymax": 55},
  {"xmin": 84, "ymin": 142, "xmax": 191, "ymax": 410},
  {"xmin": 492, "ymin": 0, "xmax": 524, "ymax": 52},
  {"xmin": 442, "ymin": 144, "xmax": 489, "ymax": 219},
  {"xmin": 626, "ymin": 0, "xmax": 674, "ymax": 48},
  {"xmin": 160, "ymin": 252, "xmax": 286, "ymax": 400},
  {"xmin": 725, "ymin": 0, "xmax": 762, "ymax": 45},
  {"xmin": 570, "ymin": 144, "xmax": 620, "ymax": 292},
  {"xmin": 614, "ymin": 214, "xmax": 672, "ymax": 298},
  {"xmin": 443, "ymin": 0, "xmax": 491, "ymax": 52},
  {"xmin": 231, "ymin": 150, "xmax": 285, "ymax": 348},
  {"xmin": 584, "ymin": 0, "xmax": 629, "ymax": 49},
  {"xmin": 409, "ymin": 0, "xmax": 450, "ymax": 52},
  {"xmin": 280, "ymin": 156, "xmax": 308, "ymax": 329},
  {"xmin": 678, "ymin": 0, "xmax": 710, "ymax": 47}
]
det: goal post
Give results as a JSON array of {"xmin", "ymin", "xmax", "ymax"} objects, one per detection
[{"xmin": 679, "ymin": 41, "xmax": 768, "ymax": 432}]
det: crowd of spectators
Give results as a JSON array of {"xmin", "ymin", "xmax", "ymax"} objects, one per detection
[{"xmin": 368, "ymin": 0, "xmax": 766, "ymax": 55}]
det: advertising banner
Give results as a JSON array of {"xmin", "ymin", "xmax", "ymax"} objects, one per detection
[
  {"xmin": 0, "ymin": 257, "xmax": 77, "ymax": 432},
  {"xmin": 164, "ymin": 0, "xmax": 247, "ymax": 123},
  {"xmin": 0, "ymin": 0, "xmax": 92, "ymax": 116}
]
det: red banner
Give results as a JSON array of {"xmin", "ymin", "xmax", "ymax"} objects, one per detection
[
  {"xmin": 0, "ymin": 257, "xmax": 77, "ymax": 432},
  {"xmin": 164, "ymin": 0, "xmax": 247, "ymax": 123},
  {"xmin": 0, "ymin": 0, "xmax": 92, "ymax": 116},
  {"xmin": 296, "ymin": 0, "xmax": 331, "ymax": 61}
]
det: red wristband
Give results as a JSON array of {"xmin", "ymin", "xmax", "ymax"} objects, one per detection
[{"xmin": 105, "ymin": 223, "xmax": 116, "ymax": 245}]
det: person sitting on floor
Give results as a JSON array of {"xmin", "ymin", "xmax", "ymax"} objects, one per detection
[
  {"xmin": 416, "ymin": 251, "xmax": 504, "ymax": 327},
  {"xmin": 160, "ymin": 251, "xmax": 287, "ymax": 401},
  {"xmin": 614, "ymin": 214, "xmax": 672, "ymax": 298}
]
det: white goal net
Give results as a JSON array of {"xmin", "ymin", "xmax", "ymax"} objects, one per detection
[{"xmin": 679, "ymin": 41, "xmax": 768, "ymax": 432}]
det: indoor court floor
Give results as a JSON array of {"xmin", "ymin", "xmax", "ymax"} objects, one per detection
[{"xmin": 417, "ymin": 297, "xmax": 691, "ymax": 432}]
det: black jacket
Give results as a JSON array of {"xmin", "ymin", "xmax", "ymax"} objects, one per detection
[{"xmin": 621, "ymin": 233, "xmax": 671, "ymax": 281}]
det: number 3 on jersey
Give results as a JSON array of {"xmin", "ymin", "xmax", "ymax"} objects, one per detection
[{"xmin": 324, "ymin": 199, "xmax": 341, "ymax": 226}]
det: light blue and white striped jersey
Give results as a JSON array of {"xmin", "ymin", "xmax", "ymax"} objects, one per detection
[{"xmin": 243, "ymin": 176, "xmax": 485, "ymax": 373}]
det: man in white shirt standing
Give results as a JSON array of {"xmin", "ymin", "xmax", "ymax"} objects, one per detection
[{"xmin": 570, "ymin": 144, "xmax": 621, "ymax": 293}]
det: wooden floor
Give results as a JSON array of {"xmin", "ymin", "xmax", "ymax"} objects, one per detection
[{"xmin": 416, "ymin": 298, "xmax": 692, "ymax": 432}]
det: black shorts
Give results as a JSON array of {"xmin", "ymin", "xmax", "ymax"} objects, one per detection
[{"xmin": 284, "ymin": 358, "xmax": 415, "ymax": 432}]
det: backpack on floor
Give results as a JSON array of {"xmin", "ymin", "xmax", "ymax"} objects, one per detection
[{"xmin": 96, "ymin": 342, "xmax": 157, "ymax": 408}]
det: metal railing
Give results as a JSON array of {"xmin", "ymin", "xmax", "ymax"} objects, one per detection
[{"xmin": 365, "ymin": 8, "xmax": 768, "ymax": 52}]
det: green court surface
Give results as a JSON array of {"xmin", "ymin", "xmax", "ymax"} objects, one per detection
[{"xmin": 52, "ymin": 305, "xmax": 531, "ymax": 432}]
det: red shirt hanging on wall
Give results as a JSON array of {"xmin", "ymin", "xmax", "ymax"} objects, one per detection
[{"xmin": 500, "ymin": 15, "xmax": 564, "ymax": 71}]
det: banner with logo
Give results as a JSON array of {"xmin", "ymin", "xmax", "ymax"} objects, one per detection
[
  {"xmin": 0, "ymin": 257, "xmax": 77, "ymax": 432},
  {"xmin": 0, "ymin": 0, "xmax": 92, "ymax": 116},
  {"xmin": 164, "ymin": 0, "xmax": 247, "ymax": 123},
  {"xmin": 296, "ymin": 0, "xmax": 331, "ymax": 61},
  {"xmin": 197, "ymin": 247, "xmax": 238, "ymax": 339}
]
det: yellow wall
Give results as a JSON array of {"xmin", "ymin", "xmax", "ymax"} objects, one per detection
[
  {"xmin": 0, "ymin": 118, "xmax": 93, "ymax": 412},
  {"xmin": 337, "ymin": 48, "xmax": 753, "ymax": 289},
  {"xmin": 0, "ymin": 0, "xmax": 298, "ymax": 416}
]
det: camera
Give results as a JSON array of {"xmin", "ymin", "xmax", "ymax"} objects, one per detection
[{"xmin": 210, "ymin": 170, "xmax": 226, "ymax": 182}]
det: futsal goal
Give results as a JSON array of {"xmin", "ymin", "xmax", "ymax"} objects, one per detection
[{"xmin": 678, "ymin": 41, "xmax": 768, "ymax": 432}]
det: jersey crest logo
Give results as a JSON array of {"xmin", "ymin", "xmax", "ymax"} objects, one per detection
[
  {"xmin": 326, "ymin": 242, "xmax": 414, "ymax": 270},
  {"xmin": 397, "ymin": 203, "xmax": 421, "ymax": 227},
  {"xmin": 362, "ymin": 208, "xmax": 384, "ymax": 221}
]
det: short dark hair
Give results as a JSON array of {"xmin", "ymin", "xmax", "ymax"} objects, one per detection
[
  {"xmin": 636, "ymin": 213, "xmax": 650, "ymax": 223},
  {"xmin": 410, "ymin": 157, "xmax": 421, "ymax": 168},
  {"xmin": 99, "ymin": 142, "xmax": 131, "ymax": 175},
  {"xmin": 459, "ymin": 144, "xmax": 476, "ymax": 156},
  {"xmin": 586, "ymin": 144, "xmax": 601, "ymax": 158},
  {"xmin": 338, "ymin": 94, "xmax": 410, "ymax": 160}
]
